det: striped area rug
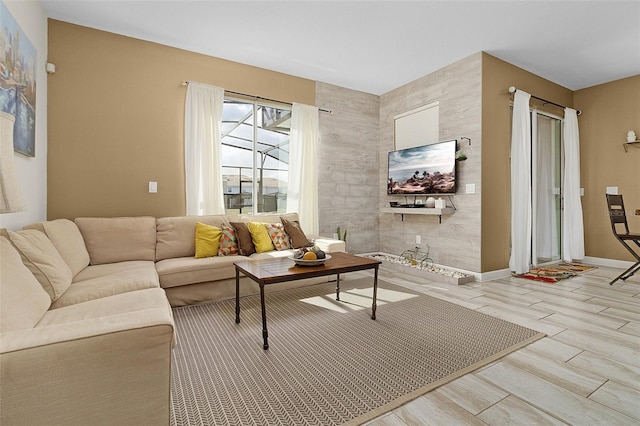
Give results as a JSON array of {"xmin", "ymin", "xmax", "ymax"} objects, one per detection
[{"xmin": 170, "ymin": 278, "xmax": 544, "ymax": 425}]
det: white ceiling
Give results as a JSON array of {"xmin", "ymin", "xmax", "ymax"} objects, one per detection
[{"xmin": 40, "ymin": 0, "xmax": 640, "ymax": 95}]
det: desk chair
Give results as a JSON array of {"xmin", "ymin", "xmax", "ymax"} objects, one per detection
[{"xmin": 606, "ymin": 194, "xmax": 640, "ymax": 285}]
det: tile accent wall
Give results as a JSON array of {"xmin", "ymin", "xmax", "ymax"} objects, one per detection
[
  {"xmin": 316, "ymin": 82, "xmax": 380, "ymax": 254},
  {"xmin": 379, "ymin": 53, "xmax": 482, "ymax": 272}
]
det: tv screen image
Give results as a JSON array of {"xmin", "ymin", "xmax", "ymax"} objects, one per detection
[{"xmin": 387, "ymin": 140, "xmax": 456, "ymax": 195}]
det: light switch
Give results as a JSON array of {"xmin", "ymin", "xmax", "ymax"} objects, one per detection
[
  {"xmin": 580, "ymin": 188, "xmax": 584, "ymax": 196},
  {"xmin": 465, "ymin": 184, "xmax": 476, "ymax": 194},
  {"xmin": 606, "ymin": 186, "xmax": 618, "ymax": 195},
  {"xmin": 149, "ymin": 181, "xmax": 158, "ymax": 193}
]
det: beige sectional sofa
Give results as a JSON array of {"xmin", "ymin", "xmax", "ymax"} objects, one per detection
[{"xmin": 1, "ymin": 212, "xmax": 344, "ymax": 424}]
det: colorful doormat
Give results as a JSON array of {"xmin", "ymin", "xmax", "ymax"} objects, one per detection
[{"xmin": 514, "ymin": 262, "xmax": 597, "ymax": 283}]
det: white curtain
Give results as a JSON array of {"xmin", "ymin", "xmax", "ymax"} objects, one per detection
[
  {"xmin": 287, "ymin": 103, "xmax": 319, "ymax": 235},
  {"xmin": 184, "ymin": 82, "xmax": 225, "ymax": 216},
  {"xmin": 509, "ymin": 90, "xmax": 532, "ymax": 274},
  {"xmin": 0, "ymin": 112, "xmax": 26, "ymax": 213},
  {"xmin": 562, "ymin": 108, "xmax": 585, "ymax": 262}
]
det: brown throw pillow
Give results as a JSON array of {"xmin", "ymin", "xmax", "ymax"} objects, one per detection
[
  {"xmin": 281, "ymin": 217, "xmax": 310, "ymax": 249},
  {"xmin": 229, "ymin": 222, "xmax": 256, "ymax": 256}
]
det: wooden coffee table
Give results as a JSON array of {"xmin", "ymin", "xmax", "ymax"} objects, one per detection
[{"xmin": 234, "ymin": 252, "xmax": 382, "ymax": 349}]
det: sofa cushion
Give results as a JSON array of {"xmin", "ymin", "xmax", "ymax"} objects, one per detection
[
  {"xmin": 266, "ymin": 223, "xmax": 292, "ymax": 250},
  {"xmin": 75, "ymin": 217, "xmax": 157, "ymax": 265},
  {"xmin": 7, "ymin": 229, "xmax": 73, "ymax": 301},
  {"xmin": 156, "ymin": 256, "xmax": 243, "ymax": 289},
  {"xmin": 229, "ymin": 222, "xmax": 255, "ymax": 256},
  {"xmin": 155, "ymin": 214, "xmax": 238, "ymax": 261},
  {"xmin": 51, "ymin": 261, "xmax": 159, "ymax": 309},
  {"xmin": 218, "ymin": 225, "xmax": 239, "ymax": 256},
  {"xmin": 248, "ymin": 222, "xmax": 275, "ymax": 253},
  {"xmin": 195, "ymin": 222, "xmax": 222, "ymax": 259},
  {"xmin": 0, "ymin": 238, "xmax": 51, "ymax": 332},
  {"xmin": 23, "ymin": 219, "xmax": 90, "ymax": 277},
  {"xmin": 38, "ymin": 288, "xmax": 170, "ymax": 327},
  {"xmin": 281, "ymin": 217, "xmax": 311, "ymax": 248}
]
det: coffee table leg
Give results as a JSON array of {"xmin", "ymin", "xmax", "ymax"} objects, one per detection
[
  {"xmin": 336, "ymin": 273, "xmax": 341, "ymax": 301},
  {"xmin": 235, "ymin": 268, "xmax": 240, "ymax": 324},
  {"xmin": 371, "ymin": 266, "xmax": 378, "ymax": 320},
  {"xmin": 260, "ymin": 284, "xmax": 269, "ymax": 350}
]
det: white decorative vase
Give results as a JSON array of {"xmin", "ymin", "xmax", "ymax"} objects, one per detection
[
  {"xmin": 627, "ymin": 130, "xmax": 636, "ymax": 142},
  {"xmin": 426, "ymin": 197, "xmax": 436, "ymax": 208}
]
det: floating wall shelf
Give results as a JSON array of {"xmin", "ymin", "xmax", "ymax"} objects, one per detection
[
  {"xmin": 623, "ymin": 139, "xmax": 640, "ymax": 152},
  {"xmin": 381, "ymin": 207, "xmax": 454, "ymax": 223}
]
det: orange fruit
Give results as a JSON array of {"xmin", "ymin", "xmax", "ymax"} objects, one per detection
[{"xmin": 302, "ymin": 251, "xmax": 317, "ymax": 260}]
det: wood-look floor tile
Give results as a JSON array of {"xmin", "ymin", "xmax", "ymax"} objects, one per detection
[
  {"xmin": 477, "ymin": 395, "xmax": 568, "ymax": 426},
  {"xmin": 435, "ymin": 374, "xmax": 508, "ymax": 415},
  {"xmin": 600, "ymin": 307, "xmax": 640, "ymax": 322},
  {"xmin": 589, "ymin": 380, "xmax": 640, "ymax": 421},
  {"xmin": 502, "ymin": 350, "xmax": 606, "ymax": 397},
  {"xmin": 568, "ymin": 351, "xmax": 640, "ymax": 392},
  {"xmin": 473, "ymin": 296, "xmax": 553, "ymax": 319},
  {"xmin": 477, "ymin": 280, "xmax": 535, "ymax": 295},
  {"xmin": 519, "ymin": 283, "xmax": 593, "ymax": 301},
  {"xmin": 476, "ymin": 305, "xmax": 565, "ymax": 336},
  {"xmin": 552, "ymin": 329, "xmax": 640, "ymax": 368},
  {"xmin": 534, "ymin": 301, "xmax": 628, "ymax": 329},
  {"xmin": 585, "ymin": 296, "xmax": 640, "ymax": 312},
  {"xmin": 541, "ymin": 313, "xmax": 629, "ymax": 337},
  {"xmin": 524, "ymin": 337, "xmax": 583, "ymax": 362},
  {"xmin": 364, "ymin": 412, "xmax": 407, "ymax": 426},
  {"xmin": 473, "ymin": 287, "xmax": 546, "ymax": 306},
  {"xmin": 476, "ymin": 362, "xmax": 637, "ymax": 424},
  {"xmin": 528, "ymin": 292, "xmax": 607, "ymax": 313},
  {"xmin": 618, "ymin": 321, "xmax": 640, "ymax": 336},
  {"xmin": 393, "ymin": 391, "xmax": 488, "ymax": 425}
]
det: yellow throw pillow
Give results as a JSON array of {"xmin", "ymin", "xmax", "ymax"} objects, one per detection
[
  {"xmin": 194, "ymin": 222, "xmax": 222, "ymax": 259},
  {"xmin": 247, "ymin": 222, "xmax": 275, "ymax": 253}
]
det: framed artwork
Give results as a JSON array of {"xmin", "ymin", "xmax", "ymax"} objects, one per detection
[{"xmin": 1, "ymin": 1, "xmax": 37, "ymax": 157}]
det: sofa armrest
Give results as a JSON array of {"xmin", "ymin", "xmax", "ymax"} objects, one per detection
[
  {"xmin": 313, "ymin": 237, "xmax": 346, "ymax": 253},
  {"xmin": 0, "ymin": 310, "xmax": 174, "ymax": 425}
]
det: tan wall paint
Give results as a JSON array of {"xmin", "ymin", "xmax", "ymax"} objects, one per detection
[
  {"xmin": 47, "ymin": 20, "xmax": 315, "ymax": 219},
  {"xmin": 481, "ymin": 53, "xmax": 574, "ymax": 272},
  {"xmin": 574, "ymin": 75, "xmax": 640, "ymax": 262}
]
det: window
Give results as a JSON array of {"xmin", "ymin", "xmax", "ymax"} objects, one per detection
[{"xmin": 221, "ymin": 99, "xmax": 291, "ymax": 214}]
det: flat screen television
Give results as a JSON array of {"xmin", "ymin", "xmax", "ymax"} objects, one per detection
[{"xmin": 387, "ymin": 140, "xmax": 456, "ymax": 195}]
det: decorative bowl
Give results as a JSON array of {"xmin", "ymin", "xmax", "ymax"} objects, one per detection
[{"xmin": 288, "ymin": 254, "xmax": 332, "ymax": 266}]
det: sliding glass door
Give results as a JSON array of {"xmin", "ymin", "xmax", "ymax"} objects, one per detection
[{"xmin": 532, "ymin": 111, "xmax": 563, "ymax": 265}]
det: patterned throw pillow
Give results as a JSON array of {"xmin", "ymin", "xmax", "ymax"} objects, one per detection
[
  {"xmin": 266, "ymin": 223, "xmax": 292, "ymax": 251},
  {"xmin": 218, "ymin": 225, "xmax": 239, "ymax": 256}
]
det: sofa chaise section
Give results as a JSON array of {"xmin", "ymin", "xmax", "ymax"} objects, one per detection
[{"xmin": 0, "ymin": 237, "xmax": 175, "ymax": 425}]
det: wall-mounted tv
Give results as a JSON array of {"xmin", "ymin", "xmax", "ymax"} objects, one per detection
[{"xmin": 387, "ymin": 140, "xmax": 456, "ymax": 195}]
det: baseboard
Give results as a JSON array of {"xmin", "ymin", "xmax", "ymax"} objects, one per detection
[
  {"xmin": 582, "ymin": 256, "xmax": 635, "ymax": 269},
  {"xmin": 476, "ymin": 268, "xmax": 512, "ymax": 282}
]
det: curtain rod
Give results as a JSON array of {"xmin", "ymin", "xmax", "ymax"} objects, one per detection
[
  {"xmin": 508, "ymin": 86, "xmax": 581, "ymax": 116},
  {"xmin": 181, "ymin": 81, "xmax": 332, "ymax": 114}
]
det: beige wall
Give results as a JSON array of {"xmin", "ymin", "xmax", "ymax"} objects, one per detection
[
  {"xmin": 574, "ymin": 75, "xmax": 640, "ymax": 262},
  {"xmin": 481, "ymin": 53, "xmax": 574, "ymax": 271},
  {"xmin": 47, "ymin": 20, "xmax": 315, "ymax": 220}
]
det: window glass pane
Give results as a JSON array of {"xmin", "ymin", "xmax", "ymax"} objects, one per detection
[{"xmin": 221, "ymin": 99, "xmax": 290, "ymax": 214}]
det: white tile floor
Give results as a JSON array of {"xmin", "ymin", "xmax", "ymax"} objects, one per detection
[{"xmin": 361, "ymin": 264, "xmax": 640, "ymax": 425}]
